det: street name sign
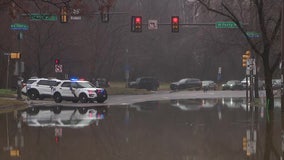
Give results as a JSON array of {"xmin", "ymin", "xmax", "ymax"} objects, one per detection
[
  {"xmin": 246, "ymin": 32, "xmax": 261, "ymax": 38},
  {"xmin": 30, "ymin": 14, "xmax": 57, "ymax": 21},
  {"xmin": 215, "ymin": 21, "xmax": 238, "ymax": 28},
  {"xmin": 10, "ymin": 23, "xmax": 29, "ymax": 31},
  {"xmin": 70, "ymin": 16, "xmax": 82, "ymax": 20}
]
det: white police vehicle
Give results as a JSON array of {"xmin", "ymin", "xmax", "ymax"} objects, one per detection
[
  {"xmin": 21, "ymin": 77, "xmax": 61, "ymax": 100},
  {"xmin": 52, "ymin": 79, "xmax": 107, "ymax": 103}
]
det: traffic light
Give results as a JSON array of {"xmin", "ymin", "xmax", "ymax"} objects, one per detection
[
  {"xmin": 55, "ymin": 59, "xmax": 60, "ymax": 65},
  {"xmin": 242, "ymin": 50, "xmax": 251, "ymax": 67},
  {"xmin": 171, "ymin": 16, "xmax": 179, "ymax": 32},
  {"xmin": 10, "ymin": 52, "xmax": 20, "ymax": 59},
  {"xmin": 242, "ymin": 137, "xmax": 247, "ymax": 151},
  {"xmin": 60, "ymin": 6, "xmax": 68, "ymax": 23},
  {"xmin": 131, "ymin": 16, "xmax": 142, "ymax": 32}
]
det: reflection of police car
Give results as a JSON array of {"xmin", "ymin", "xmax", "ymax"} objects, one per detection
[
  {"xmin": 171, "ymin": 99, "xmax": 203, "ymax": 111},
  {"xmin": 21, "ymin": 77, "xmax": 61, "ymax": 100},
  {"xmin": 22, "ymin": 106, "xmax": 107, "ymax": 128},
  {"xmin": 52, "ymin": 80, "xmax": 107, "ymax": 103}
]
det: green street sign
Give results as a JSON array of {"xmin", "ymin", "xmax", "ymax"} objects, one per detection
[
  {"xmin": 246, "ymin": 31, "xmax": 261, "ymax": 38},
  {"xmin": 10, "ymin": 23, "xmax": 29, "ymax": 30},
  {"xmin": 30, "ymin": 14, "xmax": 57, "ymax": 21},
  {"xmin": 215, "ymin": 21, "xmax": 238, "ymax": 28}
]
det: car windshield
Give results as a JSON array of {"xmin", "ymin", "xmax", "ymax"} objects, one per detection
[
  {"xmin": 227, "ymin": 80, "xmax": 239, "ymax": 85},
  {"xmin": 202, "ymin": 81, "xmax": 212, "ymax": 85},
  {"xmin": 179, "ymin": 79, "xmax": 188, "ymax": 83}
]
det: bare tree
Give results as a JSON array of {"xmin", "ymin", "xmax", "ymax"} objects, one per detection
[{"xmin": 197, "ymin": 0, "xmax": 282, "ymax": 110}]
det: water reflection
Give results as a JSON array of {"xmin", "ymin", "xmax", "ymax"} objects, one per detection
[
  {"xmin": 0, "ymin": 98, "xmax": 283, "ymax": 160},
  {"xmin": 22, "ymin": 106, "xmax": 107, "ymax": 128}
]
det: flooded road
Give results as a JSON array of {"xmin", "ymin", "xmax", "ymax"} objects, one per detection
[{"xmin": 0, "ymin": 98, "xmax": 283, "ymax": 160}]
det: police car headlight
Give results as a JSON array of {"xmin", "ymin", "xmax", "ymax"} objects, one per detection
[{"xmin": 87, "ymin": 90, "xmax": 96, "ymax": 94}]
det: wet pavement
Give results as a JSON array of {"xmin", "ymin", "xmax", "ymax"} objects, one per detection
[{"xmin": 0, "ymin": 97, "xmax": 283, "ymax": 160}]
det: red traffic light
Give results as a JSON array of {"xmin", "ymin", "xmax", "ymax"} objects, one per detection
[
  {"xmin": 171, "ymin": 16, "xmax": 179, "ymax": 32},
  {"xmin": 131, "ymin": 16, "xmax": 142, "ymax": 32},
  {"xmin": 55, "ymin": 59, "xmax": 60, "ymax": 64},
  {"xmin": 172, "ymin": 17, "xmax": 178, "ymax": 23},
  {"xmin": 135, "ymin": 17, "xmax": 141, "ymax": 23}
]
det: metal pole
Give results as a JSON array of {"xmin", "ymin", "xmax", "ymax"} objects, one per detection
[
  {"xmin": 281, "ymin": 0, "xmax": 284, "ymax": 112},
  {"xmin": 6, "ymin": 55, "xmax": 10, "ymax": 89},
  {"xmin": 246, "ymin": 75, "xmax": 249, "ymax": 109},
  {"xmin": 5, "ymin": 113, "xmax": 10, "ymax": 150},
  {"xmin": 281, "ymin": 0, "xmax": 284, "ymax": 158},
  {"xmin": 16, "ymin": 32, "xmax": 22, "ymax": 100}
]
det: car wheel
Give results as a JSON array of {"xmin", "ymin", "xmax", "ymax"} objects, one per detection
[
  {"xmin": 78, "ymin": 107, "xmax": 88, "ymax": 114},
  {"xmin": 53, "ymin": 106, "xmax": 62, "ymax": 114},
  {"xmin": 79, "ymin": 93, "xmax": 88, "ymax": 103},
  {"xmin": 53, "ymin": 93, "xmax": 62, "ymax": 103},
  {"xmin": 27, "ymin": 89, "xmax": 39, "ymax": 100}
]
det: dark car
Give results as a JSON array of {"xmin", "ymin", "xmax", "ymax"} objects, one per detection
[
  {"xmin": 128, "ymin": 77, "xmax": 159, "ymax": 91},
  {"xmin": 170, "ymin": 78, "xmax": 202, "ymax": 91},
  {"xmin": 222, "ymin": 80, "xmax": 243, "ymax": 90}
]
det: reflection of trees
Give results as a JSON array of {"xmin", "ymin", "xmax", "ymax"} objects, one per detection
[{"xmin": 263, "ymin": 111, "xmax": 280, "ymax": 160}]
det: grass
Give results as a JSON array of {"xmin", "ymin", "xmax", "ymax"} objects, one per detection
[
  {"xmin": 0, "ymin": 89, "xmax": 16, "ymax": 98},
  {"xmin": 0, "ymin": 89, "xmax": 27, "ymax": 113}
]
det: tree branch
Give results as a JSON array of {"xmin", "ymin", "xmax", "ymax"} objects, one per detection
[{"xmin": 197, "ymin": 0, "xmax": 261, "ymax": 56}]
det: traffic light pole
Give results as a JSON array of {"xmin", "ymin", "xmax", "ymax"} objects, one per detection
[
  {"xmin": 6, "ymin": 55, "xmax": 10, "ymax": 89},
  {"xmin": 246, "ymin": 75, "xmax": 249, "ymax": 109},
  {"xmin": 16, "ymin": 32, "xmax": 23, "ymax": 100}
]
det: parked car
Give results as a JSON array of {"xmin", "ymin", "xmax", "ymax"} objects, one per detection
[
  {"xmin": 241, "ymin": 77, "xmax": 265, "ymax": 89},
  {"xmin": 272, "ymin": 79, "xmax": 281, "ymax": 90},
  {"xmin": 128, "ymin": 77, "xmax": 159, "ymax": 91},
  {"xmin": 222, "ymin": 80, "xmax": 243, "ymax": 90},
  {"xmin": 170, "ymin": 78, "xmax": 202, "ymax": 91},
  {"xmin": 202, "ymin": 80, "xmax": 217, "ymax": 90},
  {"xmin": 52, "ymin": 80, "xmax": 107, "ymax": 103},
  {"xmin": 21, "ymin": 77, "xmax": 62, "ymax": 100}
]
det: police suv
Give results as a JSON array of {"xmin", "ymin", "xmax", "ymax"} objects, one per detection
[
  {"xmin": 22, "ymin": 77, "xmax": 61, "ymax": 100},
  {"xmin": 52, "ymin": 79, "xmax": 107, "ymax": 103}
]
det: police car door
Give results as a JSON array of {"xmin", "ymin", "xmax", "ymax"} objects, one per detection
[{"xmin": 60, "ymin": 82, "xmax": 75, "ymax": 97}]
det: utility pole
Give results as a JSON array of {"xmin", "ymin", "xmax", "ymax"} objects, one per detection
[
  {"xmin": 281, "ymin": 1, "xmax": 284, "ymax": 159},
  {"xmin": 281, "ymin": 0, "xmax": 284, "ymax": 112}
]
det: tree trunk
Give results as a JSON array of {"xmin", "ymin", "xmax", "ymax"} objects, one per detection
[{"xmin": 263, "ymin": 58, "xmax": 274, "ymax": 110}]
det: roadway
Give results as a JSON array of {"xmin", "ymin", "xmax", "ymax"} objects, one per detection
[{"xmin": 25, "ymin": 90, "xmax": 266, "ymax": 107}]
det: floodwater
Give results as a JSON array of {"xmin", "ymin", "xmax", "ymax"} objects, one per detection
[{"xmin": 0, "ymin": 97, "xmax": 283, "ymax": 160}]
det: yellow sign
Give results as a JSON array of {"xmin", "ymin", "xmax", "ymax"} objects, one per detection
[
  {"xmin": 10, "ymin": 52, "xmax": 20, "ymax": 59},
  {"xmin": 10, "ymin": 149, "xmax": 20, "ymax": 157}
]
